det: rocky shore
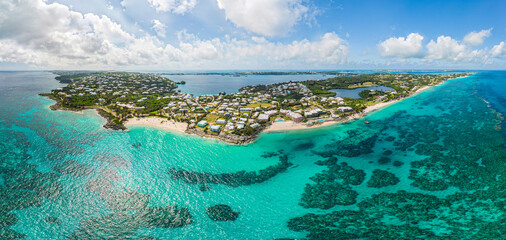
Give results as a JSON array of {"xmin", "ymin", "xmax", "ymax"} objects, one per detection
[
  {"xmin": 40, "ymin": 94, "xmax": 126, "ymax": 130},
  {"xmin": 185, "ymin": 127, "xmax": 261, "ymax": 145}
]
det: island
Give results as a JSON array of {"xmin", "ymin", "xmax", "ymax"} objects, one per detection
[{"xmin": 40, "ymin": 71, "xmax": 473, "ymax": 144}]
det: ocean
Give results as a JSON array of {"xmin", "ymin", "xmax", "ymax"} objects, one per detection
[{"xmin": 0, "ymin": 71, "xmax": 504, "ymax": 239}]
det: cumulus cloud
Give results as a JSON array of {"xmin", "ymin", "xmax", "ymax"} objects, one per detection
[
  {"xmin": 463, "ymin": 28, "xmax": 492, "ymax": 46},
  {"xmin": 426, "ymin": 35, "xmax": 486, "ymax": 62},
  {"xmin": 491, "ymin": 41, "xmax": 506, "ymax": 58},
  {"xmin": 378, "ymin": 33, "xmax": 424, "ymax": 58},
  {"xmin": 0, "ymin": 0, "xmax": 348, "ymax": 69},
  {"xmin": 378, "ymin": 31, "xmax": 501, "ymax": 63},
  {"xmin": 151, "ymin": 19, "xmax": 167, "ymax": 37},
  {"xmin": 216, "ymin": 0, "xmax": 310, "ymax": 37},
  {"xmin": 146, "ymin": 0, "xmax": 196, "ymax": 14}
]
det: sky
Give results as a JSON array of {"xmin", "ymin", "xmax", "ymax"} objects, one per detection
[{"xmin": 0, "ymin": 0, "xmax": 505, "ymax": 71}]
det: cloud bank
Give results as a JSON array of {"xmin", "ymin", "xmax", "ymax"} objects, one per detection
[
  {"xmin": 0, "ymin": 0, "xmax": 347, "ymax": 69},
  {"xmin": 377, "ymin": 30, "xmax": 501, "ymax": 64}
]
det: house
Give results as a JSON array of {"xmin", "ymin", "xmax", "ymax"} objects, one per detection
[
  {"xmin": 336, "ymin": 107, "xmax": 353, "ymax": 113},
  {"xmin": 257, "ymin": 114, "xmax": 269, "ymax": 122},
  {"xmin": 251, "ymin": 123, "xmax": 261, "ymax": 128},
  {"xmin": 287, "ymin": 112, "xmax": 303, "ymax": 122},
  {"xmin": 216, "ymin": 119, "xmax": 226, "ymax": 125},
  {"xmin": 210, "ymin": 125, "xmax": 221, "ymax": 132},
  {"xmin": 197, "ymin": 120, "xmax": 208, "ymax": 127}
]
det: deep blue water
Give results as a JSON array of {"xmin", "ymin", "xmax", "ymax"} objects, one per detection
[{"xmin": 0, "ymin": 71, "xmax": 505, "ymax": 239}]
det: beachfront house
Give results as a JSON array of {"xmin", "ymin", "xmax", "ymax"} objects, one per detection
[
  {"xmin": 210, "ymin": 125, "xmax": 221, "ymax": 132},
  {"xmin": 336, "ymin": 107, "xmax": 353, "ymax": 113}
]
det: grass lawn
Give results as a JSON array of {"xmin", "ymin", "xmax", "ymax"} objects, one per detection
[
  {"xmin": 204, "ymin": 113, "xmax": 220, "ymax": 122},
  {"xmin": 348, "ymin": 82, "xmax": 377, "ymax": 88},
  {"xmin": 246, "ymin": 103, "xmax": 272, "ymax": 108}
]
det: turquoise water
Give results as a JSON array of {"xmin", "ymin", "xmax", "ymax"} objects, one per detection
[{"xmin": 0, "ymin": 71, "xmax": 505, "ymax": 239}]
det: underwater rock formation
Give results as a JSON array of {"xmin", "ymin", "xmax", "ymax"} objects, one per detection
[
  {"xmin": 206, "ymin": 205, "xmax": 240, "ymax": 221},
  {"xmin": 314, "ymin": 157, "xmax": 338, "ymax": 166},
  {"xmin": 45, "ymin": 217, "xmax": 61, "ymax": 224},
  {"xmin": 300, "ymin": 162, "xmax": 365, "ymax": 209},
  {"xmin": 293, "ymin": 141, "xmax": 315, "ymax": 151},
  {"xmin": 0, "ymin": 130, "xmax": 62, "ymax": 239},
  {"xmin": 168, "ymin": 155, "xmax": 292, "ymax": 187},
  {"xmin": 367, "ymin": 169, "xmax": 400, "ymax": 188},
  {"xmin": 289, "ymin": 80, "xmax": 506, "ymax": 239}
]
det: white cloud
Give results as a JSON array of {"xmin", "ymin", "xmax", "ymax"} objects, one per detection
[
  {"xmin": 0, "ymin": 0, "xmax": 348, "ymax": 69},
  {"xmin": 491, "ymin": 41, "xmax": 506, "ymax": 58},
  {"xmin": 463, "ymin": 28, "xmax": 492, "ymax": 46},
  {"xmin": 378, "ymin": 32, "xmax": 498, "ymax": 64},
  {"xmin": 151, "ymin": 19, "xmax": 167, "ymax": 37},
  {"xmin": 216, "ymin": 0, "xmax": 310, "ymax": 37},
  {"xmin": 426, "ymin": 35, "xmax": 486, "ymax": 62},
  {"xmin": 146, "ymin": 0, "xmax": 196, "ymax": 14},
  {"xmin": 378, "ymin": 33, "xmax": 424, "ymax": 58}
]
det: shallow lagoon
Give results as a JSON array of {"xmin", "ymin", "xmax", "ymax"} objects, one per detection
[{"xmin": 0, "ymin": 71, "xmax": 505, "ymax": 239}]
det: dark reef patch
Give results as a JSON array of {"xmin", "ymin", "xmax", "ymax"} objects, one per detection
[
  {"xmin": 168, "ymin": 154, "xmax": 292, "ymax": 187},
  {"xmin": 293, "ymin": 141, "xmax": 315, "ymax": 151},
  {"xmin": 383, "ymin": 150, "xmax": 393, "ymax": 155},
  {"xmin": 289, "ymin": 79, "xmax": 506, "ymax": 239},
  {"xmin": 367, "ymin": 169, "xmax": 400, "ymax": 188},
  {"xmin": 45, "ymin": 217, "xmax": 61, "ymax": 224},
  {"xmin": 314, "ymin": 132, "xmax": 380, "ymax": 158},
  {"xmin": 206, "ymin": 204, "xmax": 240, "ymax": 221},
  {"xmin": 393, "ymin": 161, "xmax": 404, "ymax": 167},
  {"xmin": 300, "ymin": 162, "xmax": 365, "ymax": 209},
  {"xmin": 0, "ymin": 130, "xmax": 63, "ymax": 238},
  {"xmin": 378, "ymin": 156, "xmax": 391, "ymax": 164},
  {"xmin": 314, "ymin": 157, "xmax": 337, "ymax": 166},
  {"xmin": 199, "ymin": 184, "xmax": 211, "ymax": 192}
]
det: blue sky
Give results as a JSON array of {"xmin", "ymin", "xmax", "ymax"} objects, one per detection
[{"xmin": 0, "ymin": 0, "xmax": 505, "ymax": 70}]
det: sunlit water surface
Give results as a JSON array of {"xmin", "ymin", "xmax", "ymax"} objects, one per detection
[{"xmin": 0, "ymin": 71, "xmax": 505, "ymax": 239}]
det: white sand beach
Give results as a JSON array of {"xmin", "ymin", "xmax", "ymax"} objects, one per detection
[{"xmin": 124, "ymin": 117, "xmax": 188, "ymax": 133}]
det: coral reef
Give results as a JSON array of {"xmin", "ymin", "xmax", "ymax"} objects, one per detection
[
  {"xmin": 300, "ymin": 162, "xmax": 365, "ymax": 209},
  {"xmin": 168, "ymin": 155, "xmax": 292, "ymax": 187},
  {"xmin": 206, "ymin": 205, "xmax": 240, "ymax": 221},
  {"xmin": 367, "ymin": 169, "xmax": 400, "ymax": 188}
]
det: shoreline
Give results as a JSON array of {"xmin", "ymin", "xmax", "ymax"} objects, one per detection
[
  {"xmin": 124, "ymin": 117, "xmax": 188, "ymax": 134},
  {"xmin": 41, "ymin": 75, "xmax": 467, "ymax": 145},
  {"xmin": 262, "ymin": 80, "xmax": 446, "ymax": 133}
]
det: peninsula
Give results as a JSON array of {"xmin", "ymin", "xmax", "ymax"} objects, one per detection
[{"xmin": 41, "ymin": 71, "xmax": 473, "ymax": 144}]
